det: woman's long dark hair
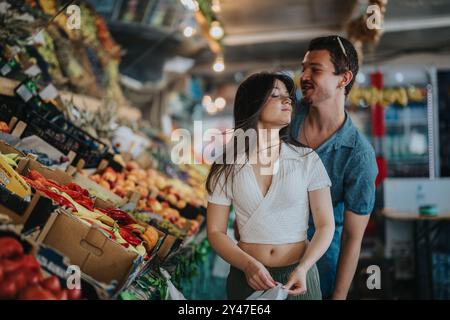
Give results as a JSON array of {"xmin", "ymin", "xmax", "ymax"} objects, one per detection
[{"xmin": 206, "ymin": 72, "xmax": 303, "ymax": 195}]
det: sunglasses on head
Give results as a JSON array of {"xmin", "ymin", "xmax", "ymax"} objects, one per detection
[{"xmin": 336, "ymin": 36, "xmax": 350, "ymax": 71}]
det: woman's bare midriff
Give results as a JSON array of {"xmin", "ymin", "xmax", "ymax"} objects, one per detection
[{"xmin": 238, "ymin": 241, "xmax": 308, "ymax": 267}]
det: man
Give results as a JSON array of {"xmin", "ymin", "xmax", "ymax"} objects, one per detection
[{"xmin": 290, "ymin": 35, "xmax": 378, "ymax": 299}]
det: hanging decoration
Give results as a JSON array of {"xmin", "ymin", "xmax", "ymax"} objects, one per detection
[
  {"xmin": 346, "ymin": 0, "xmax": 388, "ymax": 64},
  {"xmin": 188, "ymin": 0, "xmax": 225, "ymax": 72},
  {"xmin": 348, "ymin": 85, "xmax": 427, "ymax": 108}
]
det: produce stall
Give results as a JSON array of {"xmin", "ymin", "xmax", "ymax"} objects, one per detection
[{"xmin": 0, "ymin": 0, "xmax": 211, "ymax": 300}]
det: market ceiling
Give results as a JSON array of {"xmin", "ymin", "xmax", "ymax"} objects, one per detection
[
  {"xmin": 100, "ymin": 0, "xmax": 450, "ymax": 81},
  {"xmin": 191, "ymin": 0, "xmax": 450, "ymax": 76}
]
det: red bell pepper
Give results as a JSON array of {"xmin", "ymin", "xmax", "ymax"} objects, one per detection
[
  {"xmin": 67, "ymin": 183, "xmax": 90, "ymax": 197},
  {"xmin": 97, "ymin": 208, "xmax": 136, "ymax": 225},
  {"xmin": 27, "ymin": 170, "xmax": 45, "ymax": 181},
  {"xmin": 63, "ymin": 190, "xmax": 94, "ymax": 210},
  {"xmin": 40, "ymin": 189, "xmax": 77, "ymax": 211},
  {"xmin": 119, "ymin": 228, "xmax": 141, "ymax": 246}
]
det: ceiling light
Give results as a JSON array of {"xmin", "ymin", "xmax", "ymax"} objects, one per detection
[
  {"xmin": 213, "ymin": 56, "xmax": 225, "ymax": 73},
  {"xmin": 215, "ymin": 97, "xmax": 226, "ymax": 109},
  {"xmin": 183, "ymin": 26, "xmax": 195, "ymax": 37},
  {"xmin": 209, "ymin": 21, "xmax": 224, "ymax": 39}
]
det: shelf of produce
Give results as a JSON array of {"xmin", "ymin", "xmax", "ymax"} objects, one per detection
[{"xmin": 59, "ymin": 91, "xmax": 142, "ymax": 122}]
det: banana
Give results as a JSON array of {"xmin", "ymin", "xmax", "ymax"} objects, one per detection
[{"xmin": 0, "ymin": 153, "xmax": 18, "ymax": 169}]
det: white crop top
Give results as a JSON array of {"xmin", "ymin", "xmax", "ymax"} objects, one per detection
[{"xmin": 207, "ymin": 142, "xmax": 332, "ymax": 245}]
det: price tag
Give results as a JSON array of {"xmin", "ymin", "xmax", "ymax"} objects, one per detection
[
  {"xmin": 15, "ymin": 83, "xmax": 34, "ymax": 102},
  {"xmin": 24, "ymin": 64, "xmax": 42, "ymax": 77},
  {"xmin": 39, "ymin": 84, "xmax": 59, "ymax": 101},
  {"xmin": 0, "ymin": 63, "xmax": 12, "ymax": 76}
]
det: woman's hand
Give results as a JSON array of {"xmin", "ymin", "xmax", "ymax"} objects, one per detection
[
  {"xmin": 284, "ymin": 266, "xmax": 308, "ymax": 296},
  {"xmin": 244, "ymin": 259, "xmax": 277, "ymax": 291}
]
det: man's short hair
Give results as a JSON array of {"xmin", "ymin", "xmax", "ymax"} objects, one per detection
[{"xmin": 307, "ymin": 35, "xmax": 359, "ymax": 96}]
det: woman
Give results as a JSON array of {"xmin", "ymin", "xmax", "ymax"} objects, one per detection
[{"xmin": 206, "ymin": 72, "xmax": 335, "ymax": 300}]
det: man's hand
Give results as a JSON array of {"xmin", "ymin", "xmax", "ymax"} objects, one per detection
[{"xmin": 332, "ymin": 210, "xmax": 370, "ymax": 300}]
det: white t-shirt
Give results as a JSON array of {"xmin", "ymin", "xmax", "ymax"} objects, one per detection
[{"xmin": 207, "ymin": 142, "xmax": 332, "ymax": 244}]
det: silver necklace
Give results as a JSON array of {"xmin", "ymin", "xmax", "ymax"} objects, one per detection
[{"xmin": 302, "ymin": 115, "xmax": 311, "ymax": 148}]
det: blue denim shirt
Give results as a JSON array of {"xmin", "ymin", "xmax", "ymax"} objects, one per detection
[{"xmin": 290, "ymin": 105, "xmax": 378, "ymax": 298}]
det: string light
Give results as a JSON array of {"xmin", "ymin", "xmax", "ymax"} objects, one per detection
[
  {"xmin": 183, "ymin": 26, "xmax": 195, "ymax": 37},
  {"xmin": 215, "ymin": 97, "xmax": 226, "ymax": 110},
  {"xmin": 202, "ymin": 95, "xmax": 226, "ymax": 115},
  {"xmin": 207, "ymin": 104, "xmax": 218, "ymax": 114},
  {"xmin": 209, "ymin": 21, "xmax": 224, "ymax": 40},
  {"xmin": 202, "ymin": 95, "xmax": 212, "ymax": 107},
  {"xmin": 180, "ymin": 0, "xmax": 199, "ymax": 11},
  {"xmin": 213, "ymin": 56, "xmax": 225, "ymax": 72}
]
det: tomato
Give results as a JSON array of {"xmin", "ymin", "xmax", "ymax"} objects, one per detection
[
  {"xmin": 0, "ymin": 259, "xmax": 22, "ymax": 274},
  {"xmin": 0, "ymin": 279, "xmax": 17, "ymax": 299},
  {"xmin": 42, "ymin": 276, "xmax": 61, "ymax": 294},
  {"xmin": 0, "ymin": 255, "xmax": 40, "ymax": 275},
  {"xmin": 67, "ymin": 288, "xmax": 82, "ymax": 300},
  {"xmin": 20, "ymin": 255, "xmax": 41, "ymax": 272},
  {"xmin": 54, "ymin": 290, "xmax": 68, "ymax": 300},
  {"xmin": 27, "ymin": 271, "xmax": 42, "ymax": 286},
  {"xmin": 0, "ymin": 238, "xmax": 24, "ymax": 259},
  {"xmin": 18, "ymin": 286, "xmax": 56, "ymax": 300},
  {"xmin": 8, "ymin": 271, "xmax": 28, "ymax": 292}
]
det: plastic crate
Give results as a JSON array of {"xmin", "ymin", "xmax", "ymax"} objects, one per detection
[
  {"xmin": 43, "ymin": 115, "xmax": 109, "ymax": 168},
  {"xmin": 0, "ymin": 95, "xmax": 26, "ymax": 124},
  {"xmin": 20, "ymin": 110, "xmax": 108, "ymax": 168},
  {"xmin": 2, "ymin": 90, "xmax": 109, "ymax": 168}
]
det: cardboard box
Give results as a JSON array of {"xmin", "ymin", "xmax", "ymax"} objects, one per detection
[
  {"xmin": 0, "ymin": 158, "xmax": 57, "ymax": 233},
  {"xmin": 0, "ymin": 157, "xmax": 71, "ymax": 234},
  {"xmin": 72, "ymin": 172, "xmax": 126, "ymax": 207},
  {"xmin": 0, "ymin": 139, "xmax": 25, "ymax": 156},
  {"xmin": 0, "ymin": 188, "xmax": 55, "ymax": 233},
  {"xmin": 0, "ymin": 157, "xmax": 77, "ymax": 235},
  {"xmin": 36, "ymin": 210, "xmax": 143, "ymax": 291},
  {"xmin": 36, "ymin": 243, "xmax": 116, "ymax": 299},
  {"xmin": 16, "ymin": 157, "xmax": 72, "ymax": 185},
  {"xmin": 156, "ymin": 233, "xmax": 181, "ymax": 262}
]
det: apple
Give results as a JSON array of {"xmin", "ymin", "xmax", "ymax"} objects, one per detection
[
  {"xmin": 113, "ymin": 186, "xmax": 126, "ymax": 198},
  {"xmin": 176, "ymin": 200, "xmax": 187, "ymax": 209},
  {"xmin": 126, "ymin": 161, "xmax": 139, "ymax": 171},
  {"xmin": 99, "ymin": 180, "xmax": 110, "ymax": 190}
]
